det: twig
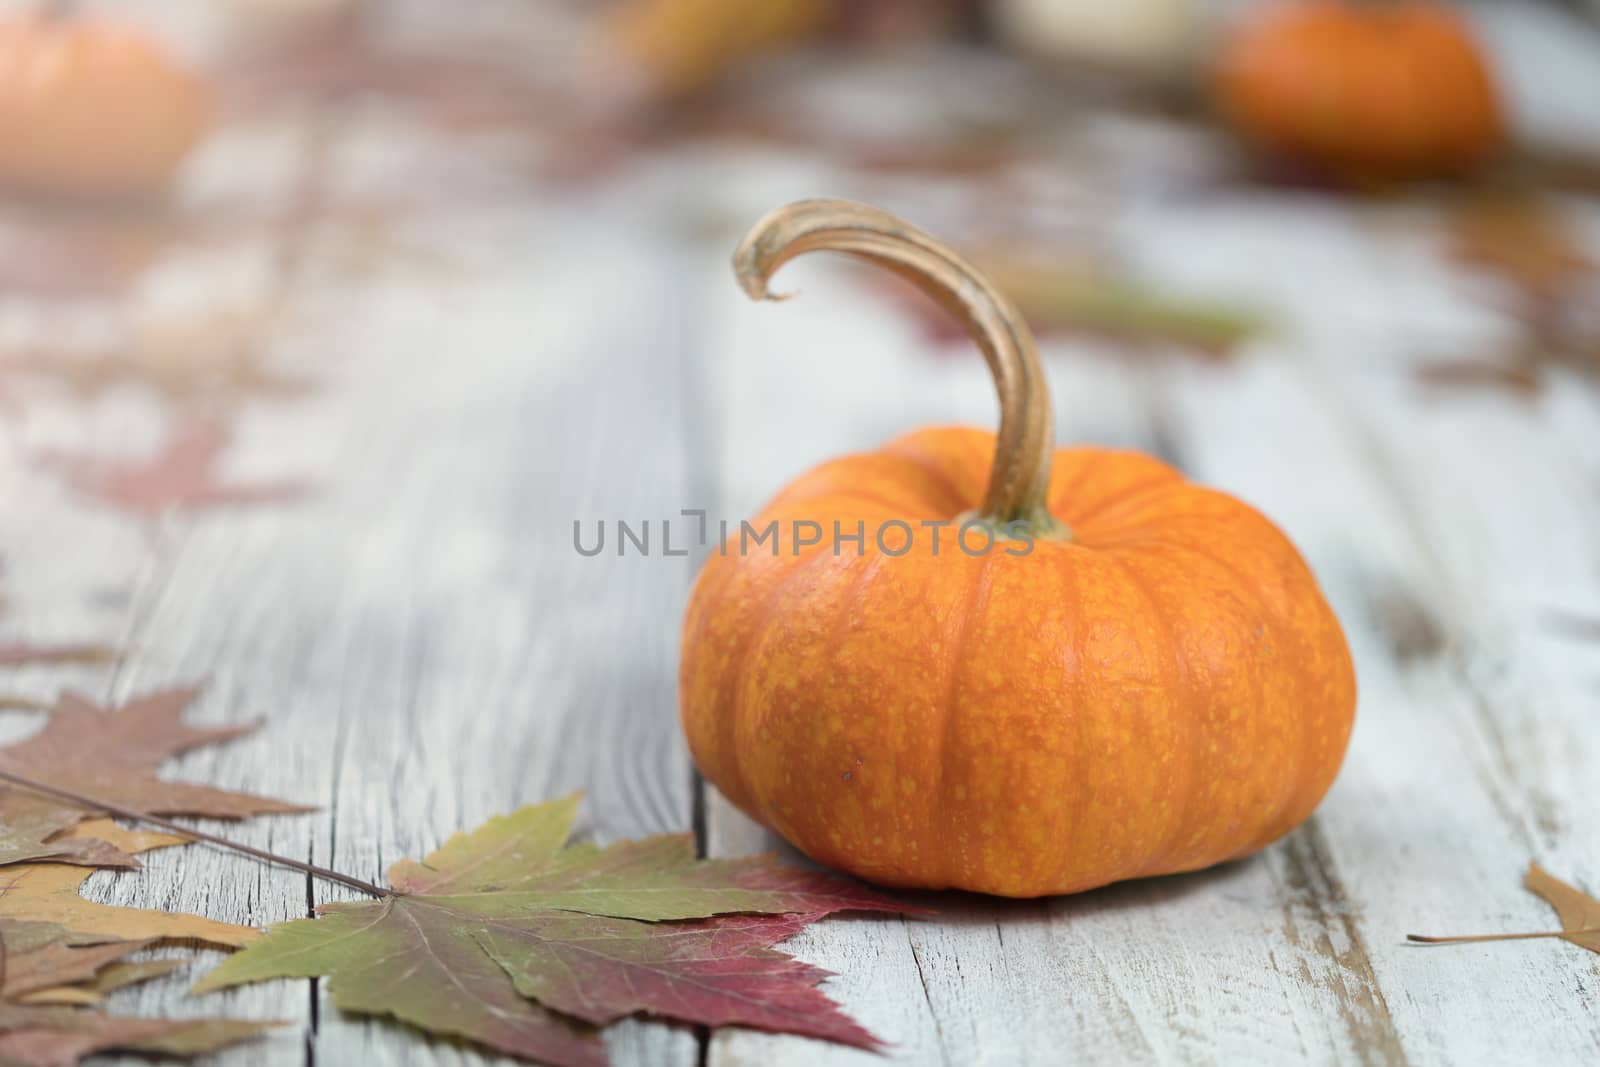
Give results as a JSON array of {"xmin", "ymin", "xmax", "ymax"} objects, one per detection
[
  {"xmin": 0, "ymin": 767, "xmax": 387, "ymax": 899},
  {"xmin": 1407, "ymin": 931, "xmax": 1564, "ymax": 945}
]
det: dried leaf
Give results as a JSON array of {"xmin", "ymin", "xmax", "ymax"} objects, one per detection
[
  {"xmin": 1411, "ymin": 356, "xmax": 1544, "ymax": 399},
  {"xmin": 0, "ymin": 821, "xmax": 258, "ymax": 950},
  {"xmin": 880, "ymin": 254, "xmax": 1265, "ymax": 360},
  {"xmin": 0, "ymin": 790, "xmax": 141, "ymax": 872},
  {"xmin": 0, "ymin": 908, "xmax": 187, "ymax": 1008},
  {"xmin": 198, "ymin": 795, "xmax": 916, "ymax": 1065},
  {"xmin": 1524, "ymin": 863, "xmax": 1600, "ymax": 952},
  {"xmin": 0, "ymin": 1004, "xmax": 269, "ymax": 1067},
  {"xmin": 0, "ymin": 687, "xmax": 310, "ymax": 871},
  {"xmin": 1447, "ymin": 196, "xmax": 1594, "ymax": 300},
  {"xmin": 0, "ymin": 645, "xmax": 114, "ymax": 670},
  {"xmin": 1409, "ymin": 862, "xmax": 1600, "ymax": 953},
  {"xmin": 0, "ymin": 922, "xmax": 107, "ymax": 957},
  {"xmin": 0, "ymin": 938, "xmax": 147, "ymax": 1002},
  {"xmin": 17, "ymin": 958, "xmax": 186, "ymax": 1007},
  {"xmin": 1431, "ymin": 196, "xmax": 1600, "ymax": 392},
  {"xmin": 36, "ymin": 422, "xmax": 309, "ymax": 519}
]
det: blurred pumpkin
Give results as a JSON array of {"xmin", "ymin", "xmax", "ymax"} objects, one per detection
[
  {"xmin": 1216, "ymin": 0, "xmax": 1504, "ymax": 182},
  {"xmin": 0, "ymin": 16, "xmax": 209, "ymax": 197},
  {"xmin": 681, "ymin": 200, "xmax": 1356, "ymax": 897},
  {"xmin": 993, "ymin": 0, "xmax": 1200, "ymax": 81},
  {"xmin": 606, "ymin": 0, "xmax": 832, "ymax": 100}
]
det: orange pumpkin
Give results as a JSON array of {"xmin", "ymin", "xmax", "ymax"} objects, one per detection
[
  {"xmin": 607, "ymin": 0, "xmax": 831, "ymax": 100},
  {"xmin": 681, "ymin": 200, "xmax": 1356, "ymax": 897},
  {"xmin": 0, "ymin": 16, "xmax": 209, "ymax": 197},
  {"xmin": 1216, "ymin": 0, "xmax": 1503, "ymax": 182}
]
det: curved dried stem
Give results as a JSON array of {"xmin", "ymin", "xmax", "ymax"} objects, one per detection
[{"xmin": 733, "ymin": 199, "xmax": 1066, "ymax": 537}]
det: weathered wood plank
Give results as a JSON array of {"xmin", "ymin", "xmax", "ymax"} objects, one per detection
[
  {"xmin": 5, "ymin": 6, "xmax": 1600, "ymax": 1067},
  {"xmin": 1131, "ymin": 193, "xmax": 1600, "ymax": 1063}
]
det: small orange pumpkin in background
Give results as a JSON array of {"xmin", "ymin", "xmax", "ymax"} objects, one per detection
[
  {"xmin": 1216, "ymin": 0, "xmax": 1503, "ymax": 183},
  {"xmin": 681, "ymin": 200, "xmax": 1356, "ymax": 897},
  {"xmin": 606, "ymin": 0, "xmax": 832, "ymax": 100},
  {"xmin": 0, "ymin": 15, "xmax": 209, "ymax": 198}
]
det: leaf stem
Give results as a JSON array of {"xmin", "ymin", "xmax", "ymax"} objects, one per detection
[
  {"xmin": 1406, "ymin": 931, "xmax": 1565, "ymax": 945},
  {"xmin": 0, "ymin": 767, "xmax": 388, "ymax": 900}
]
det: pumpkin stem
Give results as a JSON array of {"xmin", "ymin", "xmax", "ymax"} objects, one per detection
[{"xmin": 733, "ymin": 199, "xmax": 1067, "ymax": 538}]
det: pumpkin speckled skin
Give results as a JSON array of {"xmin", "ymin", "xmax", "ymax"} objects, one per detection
[
  {"xmin": 0, "ymin": 18, "xmax": 208, "ymax": 197},
  {"xmin": 682, "ymin": 427, "xmax": 1356, "ymax": 897},
  {"xmin": 1217, "ymin": 0, "xmax": 1503, "ymax": 183}
]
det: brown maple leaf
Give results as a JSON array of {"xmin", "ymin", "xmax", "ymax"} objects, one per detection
[
  {"xmin": 0, "ymin": 207, "xmax": 171, "ymax": 301},
  {"xmin": 0, "ymin": 1005, "xmax": 270, "ymax": 1066},
  {"xmin": 1425, "ymin": 195, "xmax": 1600, "ymax": 395},
  {"xmin": 0, "ymin": 644, "xmax": 114, "ymax": 670},
  {"xmin": 0, "ymin": 687, "xmax": 311, "ymax": 870},
  {"xmin": 35, "ymin": 422, "xmax": 309, "ymax": 519},
  {"xmin": 0, "ymin": 935, "xmax": 148, "ymax": 1003},
  {"xmin": 1409, "ymin": 862, "xmax": 1600, "ymax": 953},
  {"xmin": 0, "ymin": 920, "xmax": 186, "ymax": 1008},
  {"xmin": 1447, "ymin": 196, "xmax": 1594, "ymax": 302},
  {"xmin": 0, "ymin": 792, "xmax": 136, "ymax": 871},
  {"xmin": 16, "ymin": 958, "xmax": 185, "ymax": 1007}
]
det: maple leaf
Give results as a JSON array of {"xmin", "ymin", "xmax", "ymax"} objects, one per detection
[
  {"xmin": 0, "ymin": 790, "xmax": 138, "ymax": 872},
  {"xmin": 35, "ymin": 422, "xmax": 308, "ymax": 520},
  {"xmin": 197, "ymin": 795, "xmax": 917, "ymax": 1066},
  {"xmin": 1427, "ymin": 196, "xmax": 1600, "ymax": 394},
  {"xmin": 0, "ymin": 644, "xmax": 114, "ymax": 670},
  {"xmin": 0, "ymin": 1005, "xmax": 269, "ymax": 1067},
  {"xmin": 876, "ymin": 254, "xmax": 1265, "ymax": 361},
  {"xmin": 16, "ymin": 957, "xmax": 187, "ymax": 1007},
  {"xmin": 0, "ymin": 919, "xmax": 185, "ymax": 1007},
  {"xmin": 0, "ymin": 935, "xmax": 148, "ymax": 1002},
  {"xmin": 0, "ymin": 820, "xmax": 258, "ymax": 950},
  {"xmin": 0, "ymin": 687, "xmax": 311, "ymax": 870},
  {"xmin": 1447, "ymin": 196, "xmax": 1594, "ymax": 301},
  {"xmin": 1409, "ymin": 862, "xmax": 1600, "ymax": 953}
]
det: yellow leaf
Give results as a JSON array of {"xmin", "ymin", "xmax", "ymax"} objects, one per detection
[{"xmin": 0, "ymin": 821, "xmax": 259, "ymax": 949}]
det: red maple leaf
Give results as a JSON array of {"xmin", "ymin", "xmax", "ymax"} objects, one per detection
[{"xmin": 35, "ymin": 422, "xmax": 308, "ymax": 519}]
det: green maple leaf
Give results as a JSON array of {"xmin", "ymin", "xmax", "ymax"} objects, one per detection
[{"xmin": 196, "ymin": 795, "xmax": 916, "ymax": 1067}]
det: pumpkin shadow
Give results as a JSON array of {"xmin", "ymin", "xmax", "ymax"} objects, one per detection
[
  {"xmin": 760, "ymin": 830, "xmax": 1262, "ymax": 925},
  {"xmin": 899, "ymin": 857, "xmax": 1260, "ymax": 926}
]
